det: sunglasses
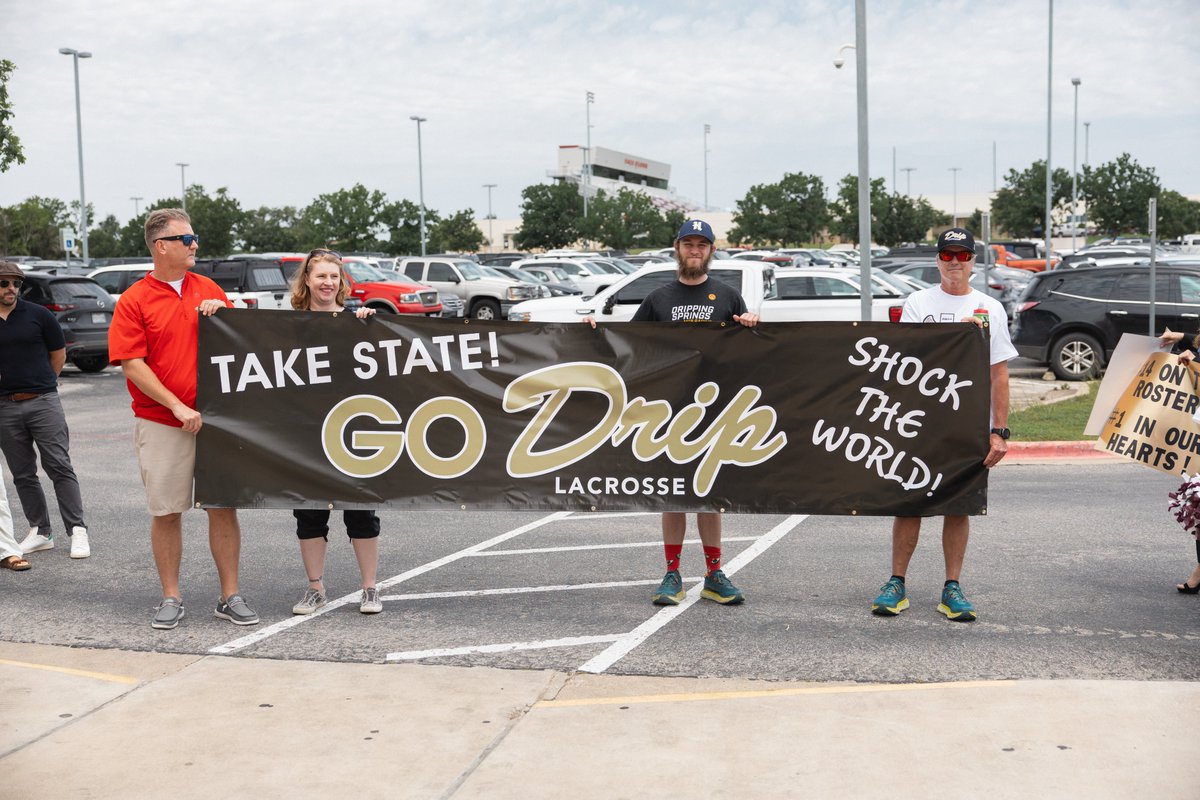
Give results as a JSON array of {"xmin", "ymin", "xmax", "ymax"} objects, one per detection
[
  {"xmin": 155, "ymin": 234, "xmax": 200, "ymax": 247},
  {"xmin": 0, "ymin": 279, "xmax": 22, "ymax": 289},
  {"xmin": 938, "ymin": 250, "xmax": 974, "ymax": 263},
  {"xmin": 308, "ymin": 248, "xmax": 342, "ymax": 259}
]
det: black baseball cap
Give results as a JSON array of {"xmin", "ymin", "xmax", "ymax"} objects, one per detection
[{"xmin": 936, "ymin": 228, "xmax": 975, "ymax": 252}]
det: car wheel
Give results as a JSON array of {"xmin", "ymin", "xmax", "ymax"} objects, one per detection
[
  {"xmin": 471, "ymin": 299, "xmax": 500, "ymax": 320},
  {"xmin": 71, "ymin": 354, "xmax": 109, "ymax": 373},
  {"xmin": 366, "ymin": 303, "xmax": 395, "ymax": 314},
  {"xmin": 1050, "ymin": 332, "xmax": 1102, "ymax": 381}
]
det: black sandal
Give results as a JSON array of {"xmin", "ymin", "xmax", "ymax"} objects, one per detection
[{"xmin": 1177, "ymin": 579, "xmax": 1200, "ymax": 594}]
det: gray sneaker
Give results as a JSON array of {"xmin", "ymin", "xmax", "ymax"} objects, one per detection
[
  {"xmin": 214, "ymin": 594, "xmax": 260, "ymax": 626},
  {"xmin": 292, "ymin": 587, "xmax": 328, "ymax": 615},
  {"xmin": 359, "ymin": 587, "xmax": 383, "ymax": 614},
  {"xmin": 152, "ymin": 597, "xmax": 185, "ymax": 630}
]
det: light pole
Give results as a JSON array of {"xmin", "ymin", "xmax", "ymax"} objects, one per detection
[
  {"xmin": 410, "ymin": 116, "xmax": 427, "ymax": 256},
  {"xmin": 1044, "ymin": 0, "xmax": 1054, "ymax": 273},
  {"xmin": 703, "ymin": 123, "xmax": 711, "ymax": 210},
  {"xmin": 1071, "ymin": 77, "xmax": 1081, "ymax": 252},
  {"xmin": 948, "ymin": 167, "xmax": 961, "ymax": 226},
  {"xmin": 833, "ymin": 1, "xmax": 872, "ymax": 323},
  {"xmin": 59, "ymin": 47, "xmax": 91, "ymax": 264},
  {"xmin": 130, "ymin": 196, "xmax": 143, "ymax": 217},
  {"xmin": 583, "ymin": 91, "xmax": 594, "ymax": 219},
  {"xmin": 176, "ymin": 162, "xmax": 189, "ymax": 212},
  {"xmin": 901, "ymin": 167, "xmax": 915, "ymax": 197},
  {"xmin": 482, "ymin": 183, "xmax": 497, "ymax": 253}
]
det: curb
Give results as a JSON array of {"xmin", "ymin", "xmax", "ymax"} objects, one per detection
[{"xmin": 1007, "ymin": 439, "xmax": 1117, "ymax": 460}]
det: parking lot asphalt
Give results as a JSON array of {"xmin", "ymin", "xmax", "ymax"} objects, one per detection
[{"xmin": 4, "ymin": 371, "xmax": 1195, "ymax": 799}]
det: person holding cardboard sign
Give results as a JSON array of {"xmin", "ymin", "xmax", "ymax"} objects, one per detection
[{"xmin": 871, "ymin": 228, "xmax": 1017, "ymax": 622}]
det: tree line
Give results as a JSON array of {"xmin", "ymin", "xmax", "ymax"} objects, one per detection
[{"xmin": 0, "ymin": 183, "xmax": 485, "ymax": 260}]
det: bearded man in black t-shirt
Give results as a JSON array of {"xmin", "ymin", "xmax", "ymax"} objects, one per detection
[{"xmin": 592, "ymin": 219, "xmax": 758, "ymax": 606}]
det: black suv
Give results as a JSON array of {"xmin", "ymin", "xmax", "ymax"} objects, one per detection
[
  {"xmin": 1011, "ymin": 264, "xmax": 1200, "ymax": 380},
  {"xmin": 19, "ymin": 271, "xmax": 114, "ymax": 372}
]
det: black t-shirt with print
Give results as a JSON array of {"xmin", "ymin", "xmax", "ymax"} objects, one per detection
[{"xmin": 631, "ymin": 277, "xmax": 748, "ymax": 323}]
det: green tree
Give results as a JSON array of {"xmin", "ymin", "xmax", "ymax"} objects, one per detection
[
  {"xmin": 991, "ymin": 160, "xmax": 1071, "ymax": 237},
  {"xmin": 874, "ymin": 194, "xmax": 948, "ymax": 247},
  {"xmin": 0, "ymin": 60, "xmax": 26, "ymax": 173},
  {"xmin": 383, "ymin": 198, "xmax": 434, "ymax": 255},
  {"xmin": 514, "ymin": 182, "xmax": 584, "ymax": 250},
  {"xmin": 429, "ymin": 208, "xmax": 485, "ymax": 253},
  {"xmin": 0, "ymin": 196, "xmax": 70, "ymax": 257},
  {"xmin": 86, "ymin": 214, "xmax": 125, "ymax": 258},
  {"xmin": 119, "ymin": 211, "xmax": 151, "ymax": 255},
  {"xmin": 585, "ymin": 188, "xmax": 674, "ymax": 251},
  {"xmin": 828, "ymin": 174, "xmax": 889, "ymax": 243},
  {"xmin": 1081, "ymin": 153, "xmax": 1161, "ymax": 235},
  {"xmin": 300, "ymin": 184, "xmax": 392, "ymax": 252},
  {"xmin": 1157, "ymin": 190, "xmax": 1200, "ymax": 239},
  {"xmin": 729, "ymin": 171, "xmax": 829, "ymax": 246},
  {"xmin": 239, "ymin": 206, "xmax": 303, "ymax": 253},
  {"xmin": 184, "ymin": 185, "xmax": 244, "ymax": 257}
]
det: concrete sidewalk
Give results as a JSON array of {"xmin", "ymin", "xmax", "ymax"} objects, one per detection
[{"xmin": 1, "ymin": 641, "xmax": 1195, "ymax": 799}]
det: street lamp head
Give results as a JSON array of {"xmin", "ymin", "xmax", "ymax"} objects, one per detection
[
  {"xmin": 58, "ymin": 48, "xmax": 75, "ymax": 55},
  {"xmin": 78, "ymin": 52, "xmax": 92, "ymax": 59},
  {"xmin": 833, "ymin": 58, "xmax": 845, "ymax": 69},
  {"xmin": 410, "ymin": 115, "xmax": 426, "ymax": 123},
  {"xmin": 1071, "ymin": 77, "xmax": 1081, "ymax": 86}
]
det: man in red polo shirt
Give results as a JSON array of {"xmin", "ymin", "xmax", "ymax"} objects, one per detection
[{"xmin": 108, "ymin": 208, "xmax": 258, "ymax": 630}]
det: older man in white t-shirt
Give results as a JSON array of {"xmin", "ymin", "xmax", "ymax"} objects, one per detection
[{"xmin": 871, "ymin": 227, "xmax": 1018, "ymax": 622}]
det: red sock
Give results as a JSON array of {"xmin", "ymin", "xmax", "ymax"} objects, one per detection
[
  {"xmin": 664, "ymin": 543, "xmax": 683, "ymax": 572},
  {"xmin": 703, "ymin": 546, "xmax": 722, "ymax": 574}
]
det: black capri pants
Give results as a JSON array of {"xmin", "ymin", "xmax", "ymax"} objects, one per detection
[{"xmin": 293, "ymin": 509, "xmax": 381, "ymax": 540}]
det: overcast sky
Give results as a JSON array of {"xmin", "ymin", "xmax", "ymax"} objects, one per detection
[{"xmin": 2, "ymin": 0, "xmax": 1197, "ymax": 227}]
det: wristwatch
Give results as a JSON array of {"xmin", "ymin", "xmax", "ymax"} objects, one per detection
[{"xmin": 990, "ymin": 427, "xmax": 1011, "ymax": 439}]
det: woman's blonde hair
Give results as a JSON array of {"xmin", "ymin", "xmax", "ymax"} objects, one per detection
[{"xmin": 291, "ymin": 249, "xmax": 347, "ymax": 310}]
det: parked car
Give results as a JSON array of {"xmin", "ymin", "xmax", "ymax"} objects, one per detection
[
  {"xmin": 87, "ymin": 264, "xmax": 153, "ymax": 299},
  {"xmin": 1011, "ymin": 264, "xmax": 1200, "ymax": 380},
  {"xmin": 192, "ymin": 258, "xmax": 291, "ymax": 309},
  {"xmin": 398, "ymin": 256, "xmax": 535, "ymax": 319},
  {"xmin": 490, "ymin": 266, "xmax": 581, "ymax": 297},
  {"xmin": 509, "ymin": 258, "xmax": 616, "ymax": 297},
  {"xmin": 280, "ymin": 256, "xmax": 442, "ymax": 316},
  {"xmin": 19, "ymin": 271, "xmax": 114, "ymax": 372}
]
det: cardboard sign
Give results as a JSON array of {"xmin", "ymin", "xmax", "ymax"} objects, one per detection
[{"xmin": 1095, "ymin": 351, "xmax": 1200, "ymax": 475}]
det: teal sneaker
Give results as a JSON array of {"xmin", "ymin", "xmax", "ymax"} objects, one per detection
[
  {"xmin": 938, "ymin": 581, "xmax": 977, "ymax": 622},
  {"xmin": 652, "ymin": 570, "xmax": 686, "ymax": 605},
  {"xmin": 701, "ymin": 569, "xmax": 745, "ymax": 605},
  {"xmin": 871, "ymin": 577, "xmax": 909, "ymax": 616}
]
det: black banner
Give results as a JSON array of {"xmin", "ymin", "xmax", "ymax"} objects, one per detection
[{"xmin": 195, "ymin": 311, "xmax": 991, "ymax": 516}]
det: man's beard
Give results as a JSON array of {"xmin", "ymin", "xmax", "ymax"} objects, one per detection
[{"xmin": 675, "ymin": 249, "xmax": 712, "ymax": 281}]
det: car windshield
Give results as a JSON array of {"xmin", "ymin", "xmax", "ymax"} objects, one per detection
[
  {"xmin": 456, "ymin": 261, "xmax": 485, "ymax": 279},
  {"xmin": 50, "ymin": 279, "xmax": 112, "ymax": 303},
  {"xmin": 344, "ymin": 261, "xmax": 389, "ymax": 282},
  {"xmin": 479, "ymin": 266, "xmax": 510, "ymax": 280},
  {"xmin": 509, "ymin": 269, "xmax": 543, "ymax": 283}
]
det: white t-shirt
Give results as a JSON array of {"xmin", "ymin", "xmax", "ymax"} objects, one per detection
[{"xmin": 900, "ymin": 286, "xmax": 1018, "ymax": 365}]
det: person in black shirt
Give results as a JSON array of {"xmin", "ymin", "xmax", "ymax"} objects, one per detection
[{"xmin": 589, "ymin": 219, "xmax": 758, "ymax": 606}]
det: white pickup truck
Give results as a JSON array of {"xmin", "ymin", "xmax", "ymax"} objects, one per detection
[{"xmin": 506, "ymin": 262, "xmax": 904, "ymax": 323}]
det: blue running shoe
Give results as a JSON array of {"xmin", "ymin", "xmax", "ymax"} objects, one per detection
[
  {"xmin": 871, "ymin": 577, "xmax": 909, "ymax": 616},
  {"xmin": 652, "ymin": 570, "xmax": 686, "ymax": 605},
  {"xmin": 938, "ymin": 581, "xmax": 977, "ymax": 622},
  {"xmin": 701, "ymin": 569, "xmax": 744, "ymax": 605}
]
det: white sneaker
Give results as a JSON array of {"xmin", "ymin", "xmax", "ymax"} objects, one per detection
[
  {"xmin": 19, "ymin": 529, "xmax": 53, "ymax": 553},
  {"xmin": 359, "ymin": 587, "xmax": 383, "ymax": 614},
  {"xmin": 70, "ymin": 526, "xmax": 90, "ymax": 559}
]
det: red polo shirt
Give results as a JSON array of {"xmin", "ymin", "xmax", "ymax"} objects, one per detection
[{"xmin": 108, "ymin": 271, "xmax": 230, "ymax": 427}]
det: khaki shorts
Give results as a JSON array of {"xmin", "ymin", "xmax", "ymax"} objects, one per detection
[{"xmin": 134, "ymin": 418, "xmax": 196, "ymax": 516}]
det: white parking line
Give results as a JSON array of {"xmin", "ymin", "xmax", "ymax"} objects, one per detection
[
  {"xmin": 576, "ymin": 514, "xmax": 809, "ymax": 674},
  {"xmin": 207, "ymin": 511, "xmax": 574, "ymax": 655},
  {"xmin": 552, "ymin": 511, "xmax": 659, "ymax": 521},
  {"xmin": 386, "ymin": 634, "xmax": 624, "ymax": 661},
  {"xmin": 469, "ymin": 536, "xmax": 759, "ymax": 557},
  {"xmin": 381, "ymin": 577, "xmax": 698, "ymax": 601}
]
